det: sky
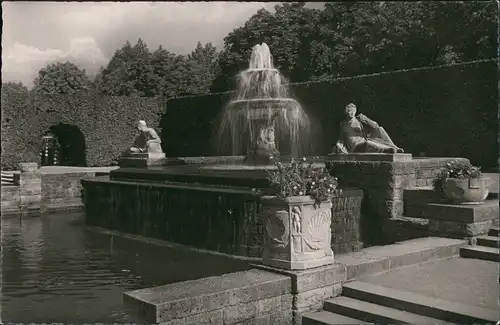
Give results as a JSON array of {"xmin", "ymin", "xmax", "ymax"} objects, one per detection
[{"xmin": 2, "ymin": 1, "xmax": 324, "ymax": 88}]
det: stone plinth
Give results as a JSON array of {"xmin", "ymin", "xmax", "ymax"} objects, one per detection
[
  {"xmin": 261, "ymin": 196, "xmax": 335, "ymax": 270},
  {"xmin": 403, "ymin": 186, "xmax": 499, "ymax": 239},
  {"xmin": 253, "ymin": 263, "xmax": 345, "ymax": 324},
  {"xmin": 118, "ymin": 152, "xmax": 166, "ymax": 167}
]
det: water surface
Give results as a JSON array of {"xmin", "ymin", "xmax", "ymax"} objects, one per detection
[{"xmin": 1, "ymin": 212, "xmax": 251, "ymax": 323}]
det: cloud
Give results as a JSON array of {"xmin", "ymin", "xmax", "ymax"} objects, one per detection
[
  {"xmin": 2, "ymin": 2, "xmax": 322, "ymax": 87},
  {"xmin": 2, "ymin": 37, "xmax": 108, "ymax": 87}
]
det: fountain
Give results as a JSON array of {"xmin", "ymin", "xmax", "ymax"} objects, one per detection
[
  {"xmin": 216, "ymin": 43, "xmax": 311, "ymax": 166},
  {"xmin": 81, "ymin": 43, "xmax": 328, "ymax": 259}
]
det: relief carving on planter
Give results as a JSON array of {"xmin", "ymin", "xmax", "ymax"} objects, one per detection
[
  {"xmin": 291, "ymin": 206, "xmax": 302, "ymax": 233},
  {"xmin": 304, "ymin": 209, "xmax": 332, "ymax": 251},
  {"xmin": 264, "ymin": 207, "xmax": 290, "ymax": 248},
  {"xmin": 290, "ymin": 205, "xmax": 303, "ymax": 253}
]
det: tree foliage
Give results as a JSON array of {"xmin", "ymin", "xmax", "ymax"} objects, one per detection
[
  {"xmin": 95, "ymin": 39, "xmax": 219, "ymax": 98},
  {"xmin": 32, "ymin": 62, "xmax": 92, "ymax": 95},
  {"xmin": 2, "ymin": 82, "xmax": 29, "ymax": 94},
  {"xmin": 213, "ymin": 1, "xmax": 497, "ymax": 90}
]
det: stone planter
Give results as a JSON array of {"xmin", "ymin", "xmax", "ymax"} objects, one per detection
[
  {"xmin": 18, "ymin": 162, "xmax": 39, "ymax": 173},
  {"xmin": 443, "ymin": 177, "xmax": 491, "ymax": 204},
  {"xmin": 260, "ymin": 195, "xmax": 334, "ymax": 270}
]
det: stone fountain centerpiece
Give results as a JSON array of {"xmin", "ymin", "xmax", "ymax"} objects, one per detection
[{"xmin": 217, "ymin": 43, "xmax": 311, "ymax": 166}]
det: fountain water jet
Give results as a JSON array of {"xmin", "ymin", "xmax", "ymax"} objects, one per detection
[{"xmin": 217, "ymin": 43, "xmax": 311, "ymax": 165}]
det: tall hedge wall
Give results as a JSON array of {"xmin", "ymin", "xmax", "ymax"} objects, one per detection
[
  {"xmin": 1, "ymin": 91, "xmax": 164, "ymax": 169},
  {"xmin": 164, "ymin": 60, "xmax": 498, "ymax": 170}
]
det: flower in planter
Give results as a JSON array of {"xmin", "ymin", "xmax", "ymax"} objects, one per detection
[
  {"xmin": 433, "ymin": 160, "xmax": 482, "ymax": 192},
  {"xmin": 268, "ymin": 157, "xmax": 341, "ymax": 205}
]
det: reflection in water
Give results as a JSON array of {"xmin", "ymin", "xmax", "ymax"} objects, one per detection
[{"xmin": 1, "ymin": 212, "xmax": 251, "ymax": 323}]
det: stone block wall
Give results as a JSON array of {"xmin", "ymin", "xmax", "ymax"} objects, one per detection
[
  {"xmin": 331, "ymin": 188, "xmax": 364, "ymax": 254},
  {"xmin": 41, "ymin": 172, "xmax": 96, "ymax": 205},
  {"xmin": 327, "ymin": 157, "xmax": 470, "ymax": 244},
  {"xmin": 82, "ymin": 179, "xmax": 365, "ymax": 258}
]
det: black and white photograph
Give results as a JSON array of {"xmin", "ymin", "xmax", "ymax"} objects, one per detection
[{"xmin": 1, "ymin": 1, "xmax": 498, "ymax": 324}]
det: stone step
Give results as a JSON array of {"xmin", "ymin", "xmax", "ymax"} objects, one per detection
[
  {"xmin": 323, "ymin": 296, "xmax": 446, "ymax": 325},
  {"xmin": 489, "ymin": 227, "xmax": 499, "ymax": 237},
  {"xmin": 460, "ymin": 246, "xmax": 499, "ymax": 262},
  {"xmin": 341, "ymin": 281, "xmax": 498, "ymax": 324},
  {"xmin": 301, "ymin": 311, "xmax": 370, "ymax": 325},
  {"xmin": 476, "ymin": 235, "xmax": 499, "ymax": 248},
  {"xmin": 405, "ymin": 199, "xmax": 499, "ymax": 223}
]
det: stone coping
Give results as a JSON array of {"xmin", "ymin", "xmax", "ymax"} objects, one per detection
[
  {"xmin": 327, "ymin": 153, "xmax": 413, "ymax": 162},
  {"xmin": 123, "ymin": 237, "xmax": 465, "ymax": 323},
  {"xmin": 1, "ymin": 166, "xmax": 119, "ymax": 175}
]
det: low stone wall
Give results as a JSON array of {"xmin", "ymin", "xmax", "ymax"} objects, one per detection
[
  {"xmin": 1, "ymin": 164, "xmax": 116, "ymax": 216},
  {"xmin": 124, "ymin": 269, "xmax": 293, "ymax": 325},
  {"xmin": 83, "ymin": 178, "xmax": 364, "ymax": 258}
]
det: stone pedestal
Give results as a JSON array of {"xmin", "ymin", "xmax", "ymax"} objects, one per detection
[
  {"xmin": 118, "ymin": 152, "xmax": 166, "ymax": 168},
  {"xmin": 17, "ymin": 162, "xmax": 42, "ymax": 215},
  {"xmin": 261, "ymin": 196, "xmax": 335, "ymax": 270}
]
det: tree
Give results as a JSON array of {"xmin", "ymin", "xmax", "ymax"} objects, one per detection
[
  {"xmin": 97, "ymin": 38, "xmax": 158, "ymax": 97},
  {"xmin": 2, "ymin": 82, "xmax": 29, "ymax": 94},
  {"xmin": 184, "ymin": 42, "xmax": 219, "ymax": 95},
  {"xmin": 211, "ymin": 3, "xmax": 322, "ymax": 92},
  {"xmin": 32, "ymin": 62, "xmax": 92, "ymax": 95}
]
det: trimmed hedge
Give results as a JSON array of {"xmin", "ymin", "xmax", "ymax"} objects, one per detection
[
  {"xmin": 1, "ymin": 90, "xmax": 164, "ymax": 169},
  {"xmin": 164, "ymin": 60, "xmax": 498, "ymax": 170},
  {"xmin": 161, "ymin": 92, "xmax": 234, "ymax": 157}
]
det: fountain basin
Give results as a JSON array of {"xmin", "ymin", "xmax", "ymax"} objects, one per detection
[{"xmin": 83, "ymin": 157, "xmax": 364, "ymax": 258}]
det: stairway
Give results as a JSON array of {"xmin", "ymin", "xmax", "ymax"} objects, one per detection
[
  {"xmin": 302, "ymin": 281, "xmax": 498, "ymax": 325},
  {"xmin": 1, "ymin": 171, "xmax": 15, "ymax": 185},
  {"xmin": 460, "ymin": 227, "xmax": 499, "ymax": 262}
]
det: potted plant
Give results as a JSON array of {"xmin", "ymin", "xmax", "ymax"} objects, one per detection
[
  {"xmin": 260, "ymin": 157, "xmax": 341, "ymax": 270},
  {"xmin": 433, "ymin": 160, "xmax": 491, "ymax": 204}
]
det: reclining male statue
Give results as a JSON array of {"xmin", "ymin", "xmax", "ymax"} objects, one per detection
[{"xmin": 334, "ymin": 103, "xmax": 404, "ymax": 154}]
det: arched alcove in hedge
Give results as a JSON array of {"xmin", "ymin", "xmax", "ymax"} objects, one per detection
[{"xmin": 48, "ymin": 123, "xmax": 87, "ymax": 167}]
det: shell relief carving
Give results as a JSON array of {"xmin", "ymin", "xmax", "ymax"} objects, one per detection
[
  {"xmin": 304, "ymin": 209, "xmax": 331, "ymax": 250},
  {"xmin": 264, "ymin": 208, "xmax": 290, "ymax": 248}
]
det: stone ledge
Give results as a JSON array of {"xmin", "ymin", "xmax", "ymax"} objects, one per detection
[
  {"xmin": 251, "ymin": 263, "xmax": 346, "ymax": 293},
  {"xmin": 119, "ymin": 152, "xmax": 166, "ymax": 167},
  {"xmin": 123, "ymin": 269, "xmax": 291, "ymax": 323},
  {"xmin": 327, "ymin": 153, "xmax": 412, "ymax": 162}
]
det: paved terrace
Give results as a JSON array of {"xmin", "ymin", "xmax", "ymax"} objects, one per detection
[{"xmin": 360, "ymin": 257, "xmax": 499, "ymax": 310}]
